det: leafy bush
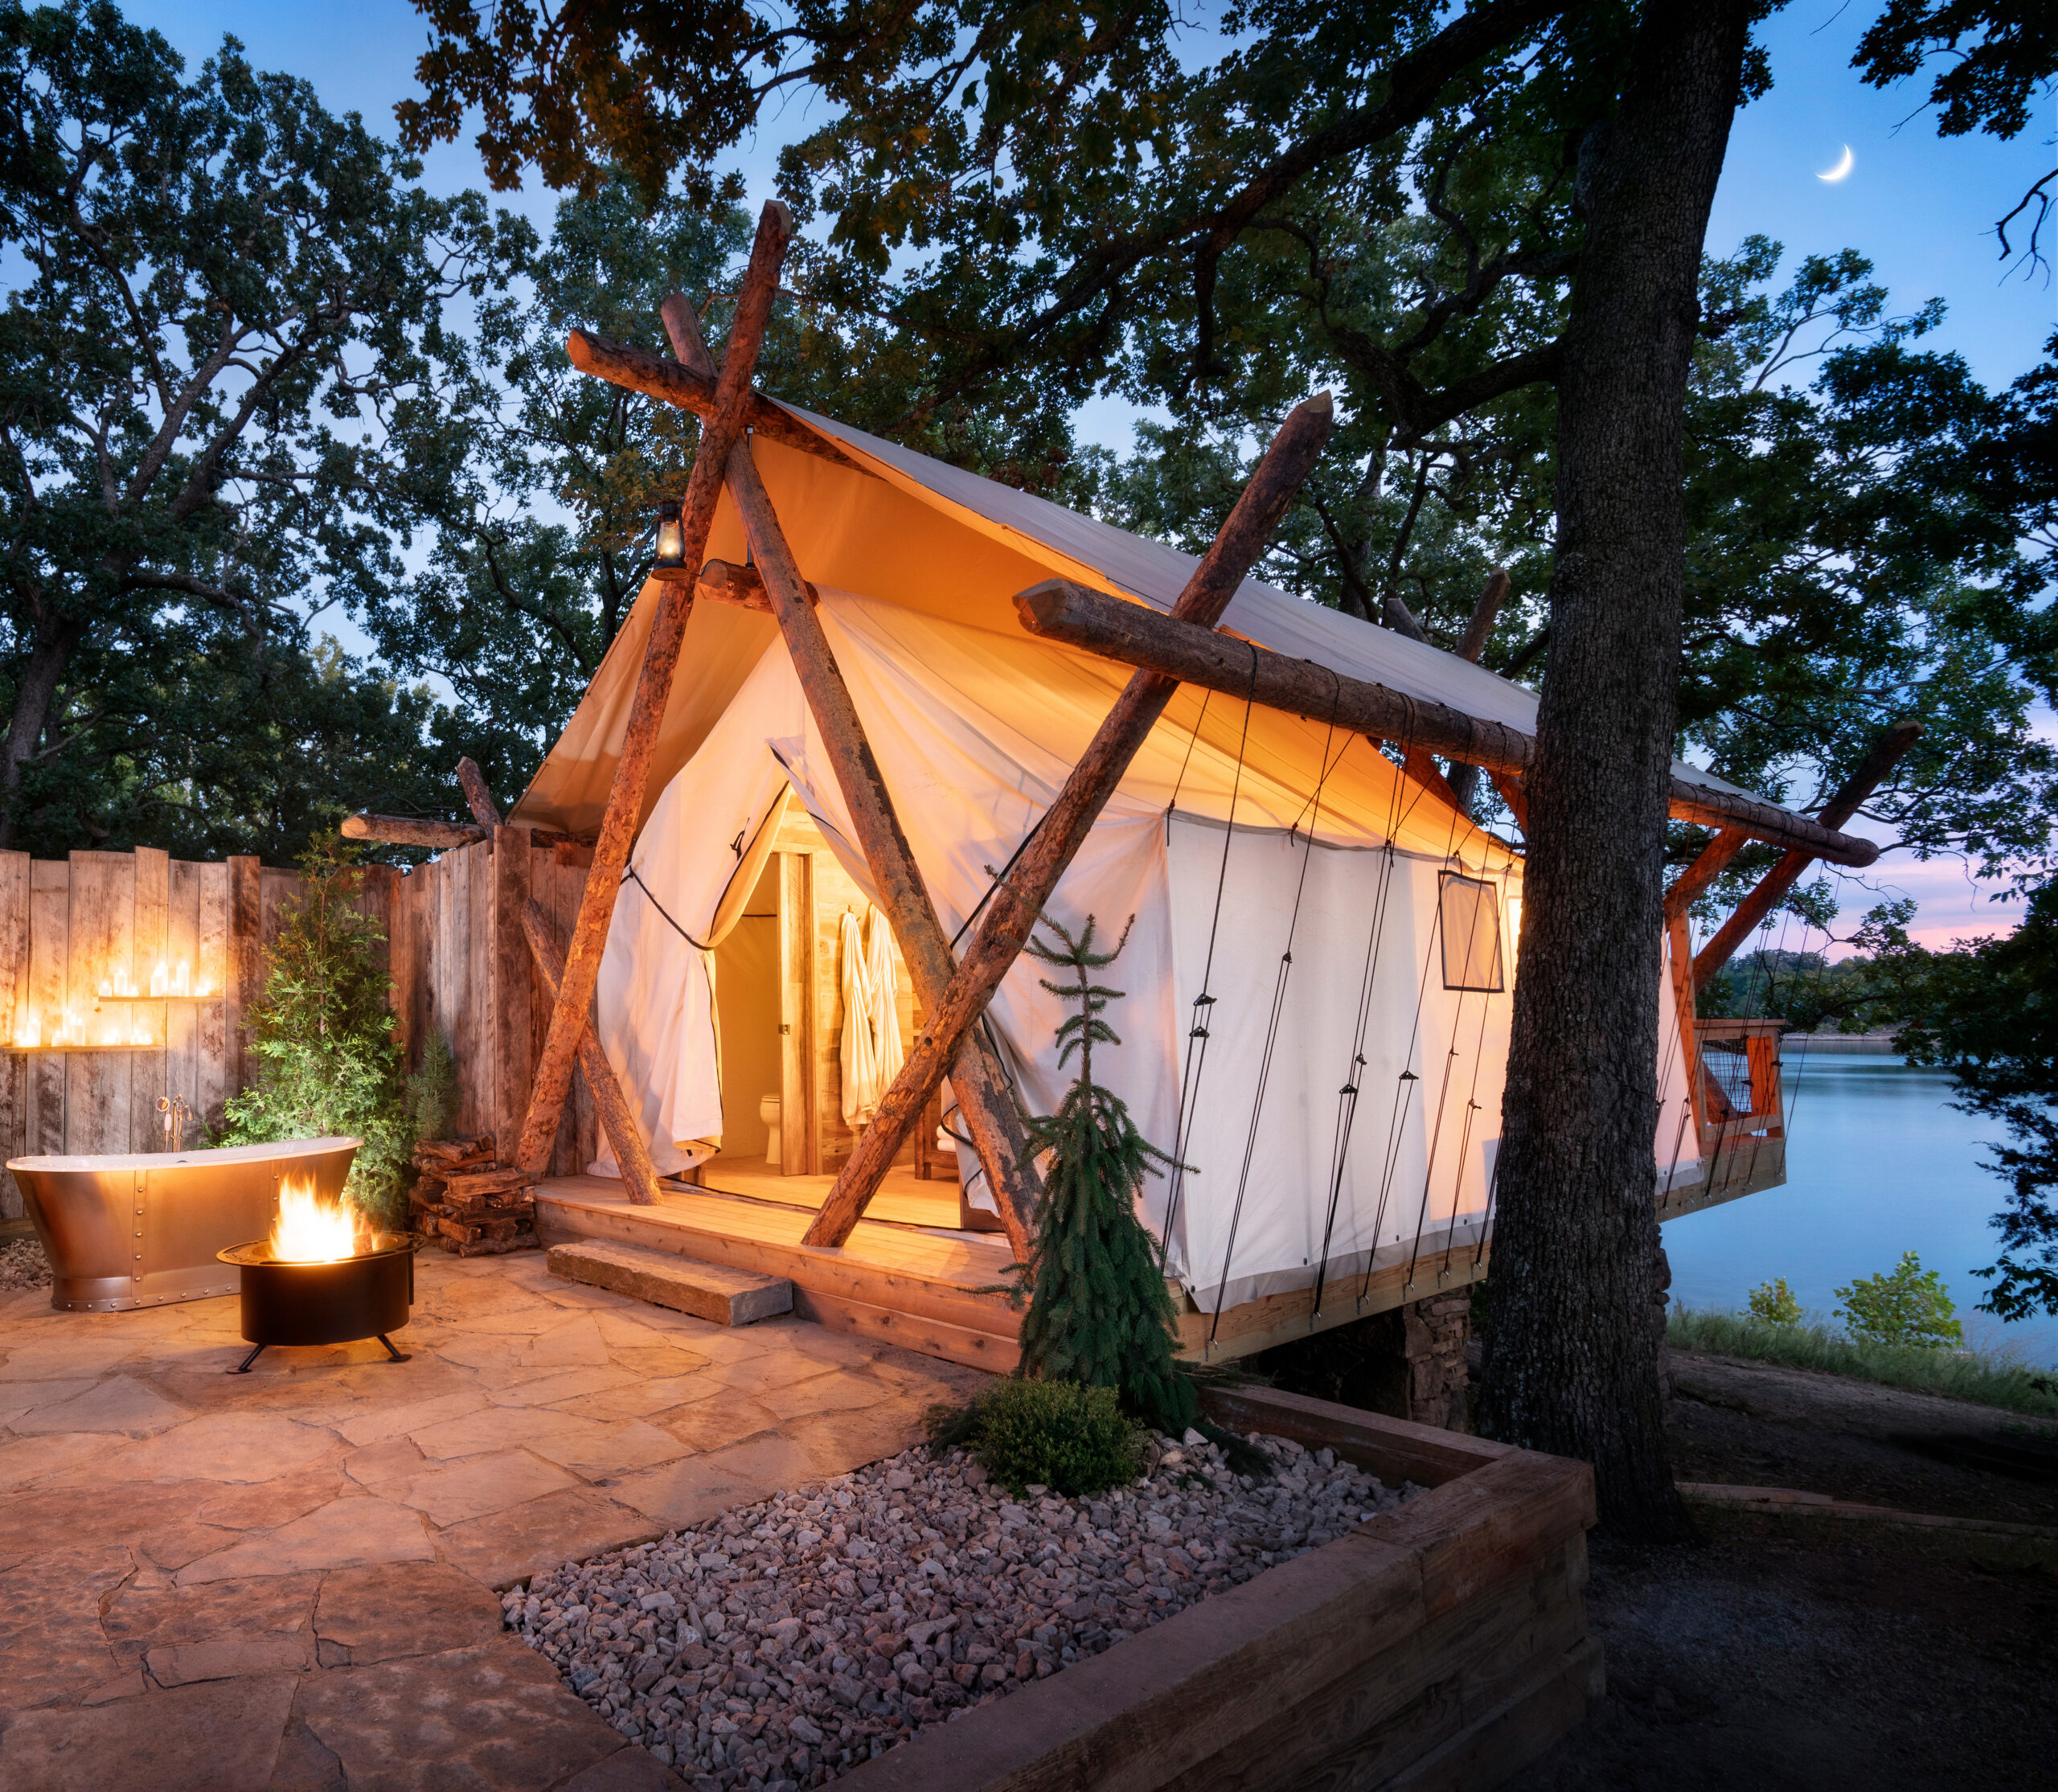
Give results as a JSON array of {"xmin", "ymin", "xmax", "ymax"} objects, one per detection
[
  {"xmin": 219, "ymin": 835, "xmax": 420, "ymax": 1224},
  {"xmin": 1835, "ymin": 1252, "xmax": 1964, "ymax": 1350},
  {"xmin": 1747, "ymin": 1278, "xmax": 1803, "ymax": 1325},
  {"xmin": 929, "ymin": 1379, "xmax": 1142, "ymax": 1497}
]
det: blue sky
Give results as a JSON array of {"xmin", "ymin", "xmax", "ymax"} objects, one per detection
[{"xmin": 121, "ymin": 0, "xmax": 2056, "ymax": 942}]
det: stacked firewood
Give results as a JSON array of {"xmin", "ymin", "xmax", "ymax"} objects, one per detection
[{"xmin": 409, "ymin": 1134, "xmax": 541, "ymax": 1256}]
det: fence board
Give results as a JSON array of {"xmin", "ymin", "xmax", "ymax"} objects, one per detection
[
  {"xmin": 0, "ymin": 852, "xmax": 27, "ymax": 1214},
  {"xmin": 493, "ymin": 830, "xmax": 531, "ymax": 1161},
  {"xmin": 26, "ymin": 859, "xmax": 67, "ymax": 1156},
  {"xmin": 129, "ymin": 847, "xmax": 170, "ymax": 1152},
  {"xmin": 468, "ymin": 839, "xmax": 494, "ymax": 1143},
  {"xmin": 165, "ymin": 860, "xmax": 202, "ymax": 1150},
  {"xmin": 227, "ymin": 857, "xmax": 260, "ymax": 1098},
  {"xmin": 65, "ymin": 852, "xmax": 135, "ymax": 1158},
  {"xmin": 196, "ymin": 862, "xmax": 230, "ymax": 1133}
]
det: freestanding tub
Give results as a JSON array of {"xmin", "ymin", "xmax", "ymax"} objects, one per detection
[{"xmin": 8, "ymin": 1136, "xmax": 362, "ymax": 1311}]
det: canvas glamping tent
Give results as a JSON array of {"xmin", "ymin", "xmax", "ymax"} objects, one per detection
[{"xmin": 502, "ymin": 335, "xmax": 1882, "ymax": 1336}]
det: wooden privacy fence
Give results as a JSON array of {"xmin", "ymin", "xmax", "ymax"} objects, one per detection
[{"xmin": 0, "ymin": 834, "xmax": 594, "ymax": 1220}]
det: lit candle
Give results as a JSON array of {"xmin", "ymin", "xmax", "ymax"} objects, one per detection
[
  {"xmin": 174, "ymin": 961, "xmax": 191, "ymax": 997},
  {"xmin": 98, "ymin": 978, "xmax": 112, "ymax": 999},
  {"xmin": 150, "ymin": 962, "xmax": 167, "ymax": 997}
]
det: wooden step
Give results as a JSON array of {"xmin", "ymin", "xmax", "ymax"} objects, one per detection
[{"xmin": 547, "ymin": 1238, "xmax": 793, "ymax": 1327}]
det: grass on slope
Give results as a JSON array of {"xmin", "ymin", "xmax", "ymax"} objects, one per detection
[{"xmin": 1667, "ymin": 1307, "xmax": 2058, "ymax": 1421}]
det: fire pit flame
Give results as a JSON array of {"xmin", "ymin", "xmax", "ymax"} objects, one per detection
[{"xmin": 270, "ymin": 1178, "xmax": 370, "ymax": 1263}]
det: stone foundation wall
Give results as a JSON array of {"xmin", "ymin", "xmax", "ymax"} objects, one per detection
[{"xmin": 1248, "ymin": 1290, "xmax": 1475, "ymax": 1432}]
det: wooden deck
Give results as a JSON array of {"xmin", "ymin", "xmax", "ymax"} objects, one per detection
[
  {"xmin": 532, "ymin": 1168, "xmax": 1492, "ymax": 1373},
  {"xmin": 534, "ymin": 1175, "xmax": 1025, "ymax": 1370}
]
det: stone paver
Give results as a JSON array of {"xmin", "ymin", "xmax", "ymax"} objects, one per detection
[{"xmin": 0, "ymin": 1245, "xmax": 984, "ymax": 1787}]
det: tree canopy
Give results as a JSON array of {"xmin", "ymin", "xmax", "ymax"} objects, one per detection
[{"xmin": 0, "ymin": 0, "xmax": 530, "ymax": 858}]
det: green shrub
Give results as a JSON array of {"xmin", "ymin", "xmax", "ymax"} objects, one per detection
[
  {"xmin": 1747, "ymin": 1277, "xmax": 1803, "ymax": 1325},
  {"xmin": 219, "ymin": 834, "xmax": 425, "ymax": 1226},
  {"xmin": 929, "ymin": 1379, "xmax": 1143, "ymax": 1497},
  {"xmin": 1835, "ymin": 1251, "xmax": 1964, "ymax": 1350}
]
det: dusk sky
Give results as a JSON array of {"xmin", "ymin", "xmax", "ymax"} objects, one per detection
[{"xmin": 122, "ymin": 0, "xmax": 2058, "ymax": 950}]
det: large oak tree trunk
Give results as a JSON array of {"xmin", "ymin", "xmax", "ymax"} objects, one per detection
[
  {"xmin": 1479, "ymin": 0, "xmax": 1753, "ymax": 1539},
  {"xmin": 0, "ymin": 613, "xmax": 88, "ymax": 849}
]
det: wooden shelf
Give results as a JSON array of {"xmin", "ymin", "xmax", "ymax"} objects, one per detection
[
  {"xmin": 89, "ymin": 993, "xmax": 211, "ymax": 1003},
  {"xmin": 6, "ymin": 1043, "xmax": 167, "ymax": 1054}
]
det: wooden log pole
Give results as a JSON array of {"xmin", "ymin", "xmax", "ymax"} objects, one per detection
[
  {"xmin": 520, "ymin": 899, "xmax": 665, "ymax": 1205},
  {"xmin": 1017, "ymin": 582, "xmax": 1885, "ymax": 867},
  {"xmin": 566, "ymin": 327, "xmax": 860, "ymax": 471},
  {"xmin": 1661, "ymin": 826, "xmax": 1749, "ymax": 926},
  {"xmin": 342, "ymin": 813, "xmax": 593, "ymax": 854},
  {"xmin": 457, "ymin": 757, "xmax": 502, "ymax": 829},
  {"xmin": 807, "ymin": 393, "xmax": 1337, "ymax": 1249},
  {"xmin": 1691, "ymin": 717, "xmax": 1925, "ymax": 992},
  {"xmin": 343, "ymin": 814, "xmax": 485, "ymax": 851},
  {"xmin": 656, "ymin": 293, "xmax": 1043, "ymax": 1258},
  {"xmin": 514, "ymin": 201, "xmax": 795, "ymax": 1175}
]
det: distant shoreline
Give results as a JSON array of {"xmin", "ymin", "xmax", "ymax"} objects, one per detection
[{"xmin": 1787, "ymin": 1032, "xmax": 1901, "ymax": 1054}]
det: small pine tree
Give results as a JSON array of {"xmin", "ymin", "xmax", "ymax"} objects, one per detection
[
  {"xmin": 219, "ymin": 834, "xmax": 415, "ymax": 1225},
  {"xmin": 1016, "ymin": 912, "xmax": 1198, "ymax": 1437}
]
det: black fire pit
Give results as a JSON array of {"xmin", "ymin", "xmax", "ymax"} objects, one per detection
[{"xmin": 216, "ymin": 1233, "xmax": 416, "ymax": 1372}]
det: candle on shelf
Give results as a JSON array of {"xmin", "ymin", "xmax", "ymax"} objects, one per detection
[
  {"xmin": 150, "ymin": 962, "xmax": 168, "ymax": 997},
  {"xmin": 173, "ymin": 961, "xmax": 191, "ymax": 997}
]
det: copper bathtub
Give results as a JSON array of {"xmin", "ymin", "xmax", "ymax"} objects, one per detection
[{"xmin": 8, "ymin": 1136, "xmax": 363, "ymax": 1311}]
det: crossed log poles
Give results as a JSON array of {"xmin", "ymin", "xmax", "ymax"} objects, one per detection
[{"xmin": 514, "ymin": 198, "xmax": 1337, "ymax": 1256}]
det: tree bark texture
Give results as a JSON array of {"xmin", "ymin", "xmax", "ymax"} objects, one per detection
[{"xmin": 1479, "ymin": 0, "xmax": 1754, "ymax": 1540}]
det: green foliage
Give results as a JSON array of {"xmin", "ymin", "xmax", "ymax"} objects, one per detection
[
  {"xmin": 219, "ymin": 836, "xmax": 414, "ymax": 1224},
  {"xmin": 1667, "ymin": 1307, "xmax": 2058, "ymax": 1420},
  {"xmin": 0, "ymin": 0, "xmax": 527, "ymax": 858},
  {"xmin": 1015, "ymin": 913, "xmax": 1197, "ymax": 1438},
  {"xmin": 1747, "ymin": 1278, "xmax": 1803, "ymax": 1326},
  {"xmin": 406, "ymin": 1027, "xmax": 461, "ymax": 1148},
  {"xmin": 926, "ymin": 1379, "xmax": 1142, "ymax": 1499},
  {"xmin": 1835, "ymin": 1252, "xmax": 1965, "ymax": 1350},
  {"xmin": 363, "ymin": 177, "xmax": 750, "ymax": 793},
  {"xmin": 1779, "ymin": 884, "xmax": 2058, "ymax": 1322}
]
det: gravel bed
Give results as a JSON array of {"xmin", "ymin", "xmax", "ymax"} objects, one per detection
[
  {"xmin": 0, "ymin": 1237, "xmax": 49, "ymax": 1292},
  {"xmin": 506, "ymin": 1428, "xmax": 1417, "ymax": 1789}
]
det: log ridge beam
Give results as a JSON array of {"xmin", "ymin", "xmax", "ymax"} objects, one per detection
[{"xmin": 1016, "ymin": 581, "xmax": 1884, "ymax": 868}]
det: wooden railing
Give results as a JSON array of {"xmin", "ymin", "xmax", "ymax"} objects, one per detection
[{"xmin": 1662, "ymin": 1016, "xmax": 1788, "ymax": 1214}]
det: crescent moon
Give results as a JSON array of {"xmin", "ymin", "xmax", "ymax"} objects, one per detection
[{"xmin": 1817, "ymin": 144, "xmax": 1854, "ymax": 183}]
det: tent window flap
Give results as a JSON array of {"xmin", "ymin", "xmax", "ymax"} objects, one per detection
[{"xmin": 1438, "ymin": 872, "xmax": 1505, "ymax": 992}]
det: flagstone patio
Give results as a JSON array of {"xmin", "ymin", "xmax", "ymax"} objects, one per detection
[{"xmin": 0, "ymin": 1249, "xmax": 986, "ymax": 1790}]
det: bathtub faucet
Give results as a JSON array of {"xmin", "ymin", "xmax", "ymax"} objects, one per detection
[{"xmin": 158, "ymin": 1095, "xmax": 194, "ymax": 1153}]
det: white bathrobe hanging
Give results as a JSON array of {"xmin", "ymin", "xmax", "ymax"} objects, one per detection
[
  {"xmin": 864, "ymin": 906, "xmax": 904, "ymax": 1093},
  {"xmin": 839, "ymin": 908, "xmax": 882, "ymax": 1126}
]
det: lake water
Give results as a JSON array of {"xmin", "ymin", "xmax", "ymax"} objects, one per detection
[{"xmin": 1661, "ymin": 1047, "xmax": 2058, "ymax": 1368}]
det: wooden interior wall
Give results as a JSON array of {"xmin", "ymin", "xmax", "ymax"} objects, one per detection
[{"xmin": 766, "ymin": 804, "xmax": 916, "ymax": 1179}]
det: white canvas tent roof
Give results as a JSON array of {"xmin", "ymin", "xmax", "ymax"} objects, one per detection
[{"xmin": 510, "ymin": 397, "xmax": 1766, "ymax": 840}]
